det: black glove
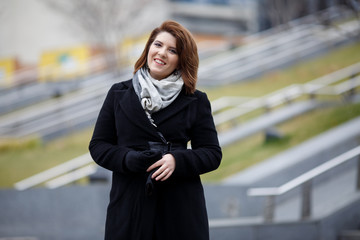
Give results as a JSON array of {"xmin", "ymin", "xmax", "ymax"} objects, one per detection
[
  {"xmin": 146, "ymin": 168, "xmax": 159, "ymax": 196},
  {"xmin": 124, "ymin": 150, "xmax": 162, "ymax": 173}
]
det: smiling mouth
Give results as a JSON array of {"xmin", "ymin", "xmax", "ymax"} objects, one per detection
[{"xmin": 154, "ymin": 58, "xmax": 165, "ymax": 65}]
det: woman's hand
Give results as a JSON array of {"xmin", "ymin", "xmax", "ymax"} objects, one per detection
[{"xmin": 147, "ymin": 154, "xmax": 176, "ymax": 181}]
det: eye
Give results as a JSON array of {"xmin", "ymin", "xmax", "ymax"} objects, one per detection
[
  {"xmin": 169, "ymin": 48, "xmax": 177, "ymax": 54},
  {"xmin": 154, "ymin": 42, "xmax": 161, "ymax": 47}
]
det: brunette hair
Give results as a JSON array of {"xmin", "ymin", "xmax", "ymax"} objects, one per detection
[{"xmin": 134, "ymin": 20, "xmax": 199, "ymax": 94}]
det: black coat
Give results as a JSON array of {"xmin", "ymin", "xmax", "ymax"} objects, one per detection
[{"xmin": 89, "ymin": 80, "xmax": 222, "ymax": 240}]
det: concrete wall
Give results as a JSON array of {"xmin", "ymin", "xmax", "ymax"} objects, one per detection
[
  {"xmin": 209, "ymin": 196, "xmax": 360, "ymax": 240},
  {"xmin": 210, "ymin": 221, "xmax": 319, "ymax": 240},
  {"xmin": 205, "ymin": 184, "xmax": 263, "ymax": 218},
  {"xmin": 1, "ymin": 184, "xmax": 359, "ymax": 240},
  {"xmin": 0, "ymin": 185, "xmax": 109, "ymax": 240}
]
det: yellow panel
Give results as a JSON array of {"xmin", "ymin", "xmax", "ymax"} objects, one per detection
[
  {"xmin": 39, "ymin": 45, "xmax": 90, "ymax": 82},
  {"xmin": 0, "ymin": 58, "xmax": 16, "ymax": 87}
]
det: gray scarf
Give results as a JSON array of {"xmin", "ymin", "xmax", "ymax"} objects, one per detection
[{"xmin": 133, "ymin": 67, "xmax": 184, "ymax": 116}]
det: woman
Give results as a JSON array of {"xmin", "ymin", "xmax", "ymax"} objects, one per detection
[{"xmin": 89, "ymin": 20, "xmax": 222, "ymax": 240}]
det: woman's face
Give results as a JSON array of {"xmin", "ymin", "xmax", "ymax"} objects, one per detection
[{"xmin": 147, "ymin": 31, "xmax": 179, "ymax": 80}]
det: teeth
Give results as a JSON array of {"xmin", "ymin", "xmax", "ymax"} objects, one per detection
[{"xmin": 155, "ymin": 59, "xmax": 165, "ymax": 65}]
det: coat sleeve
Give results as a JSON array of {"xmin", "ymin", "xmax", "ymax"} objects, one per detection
[
  {"xmin": 89, "ymin": 84, "xmax": 131, "ymax": 173},
  {"xmin": 171, "ymin": 91, "xmax": 222, "ymax": 178}
]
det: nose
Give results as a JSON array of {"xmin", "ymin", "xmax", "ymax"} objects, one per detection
[{"xmin": 157, "ymin": 47, "xmax": 166, "ymax": 57}]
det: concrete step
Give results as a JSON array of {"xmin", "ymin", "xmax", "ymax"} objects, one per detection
[
  {"xmin": 0, "ymin": 238, "xmax": 39, "ymax": 240},
  {"xmin": 340, "ymin": 230, "xmax": 360, "ymax": 240}
]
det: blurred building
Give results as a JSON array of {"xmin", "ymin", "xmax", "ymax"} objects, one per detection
[
  {"xmin": 0, "ymin": 0, "xmax": 168, "ymax": 86},
  {"xmin": 0, "ymin": 0, "xmax": 350, "ymax": 87},
  {"xmin": 169, "ymin": 0, "xmax": 346, "ymax": 34}
]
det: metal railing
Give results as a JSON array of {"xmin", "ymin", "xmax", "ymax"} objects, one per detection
[
  {"xmin": 247, "ymin": 146, "xmax": 360, "ymax": 222},
  {"xmin": 212, "ymin": 62, "xmax": 360, "ymax": 126},
  {"xmin": 199, "ymin": 19, "xmax": 359, "ymax": 86},
  {"xmin": 14, "ymin": 153, "xmax": 94, "ymax": 191}
]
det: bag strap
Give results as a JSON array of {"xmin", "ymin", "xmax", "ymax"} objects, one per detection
[{"xmin": 145, "ymin": 110, "xmax": 172, "ymax": 151}]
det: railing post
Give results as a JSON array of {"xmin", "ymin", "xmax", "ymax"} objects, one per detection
[
  {"xmin": 301, "ymin": 180, "xmax": 312, "ymax": 220},
  {"xmin": 264, "ymin": 195, "xmax": 275, "ymax": 222},
  {"xmin": 357, "ymin": 156, "xmax": 360, "ymax": 191},
  {"xmin": 309, "ymin": 90, "xmax": 316, "ymax": 100},
  {"xmin": 349, "ymin": 74, "xmax": 356, "ymax": 98}
]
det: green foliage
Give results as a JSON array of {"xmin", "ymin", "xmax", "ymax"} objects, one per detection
[
  {"xmin": 0, "ymin": 136, "xmax": 42, "ymax": 152},
  {"xmin": 0, "ymin": 128, "xmax": 93, "ymax": 188}
]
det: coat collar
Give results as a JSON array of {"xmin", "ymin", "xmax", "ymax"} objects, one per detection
[
  {"xmin": 114, "ymin": 80, "xmax": 196, "ymax": 133},
  {"xmin": 152, "ymin": 89, "xmax": 196, "ymax": 125}
]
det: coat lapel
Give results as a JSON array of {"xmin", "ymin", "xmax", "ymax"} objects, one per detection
[
  {"xmin": 152, "ymin": 90, "xmax": 196, "ymax": 126},
  {"xmin": 114, "ymin": 83, "xmax": 156, "ymax": 136}
]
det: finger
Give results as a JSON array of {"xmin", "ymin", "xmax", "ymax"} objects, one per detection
[
  {"xmin": 155, "ymin": 171, "xmax": 168, "ymax": 181},
  {"xmin": 160, "ymin": 170, "xmax": 173, "ymax": 181},
  {"xmin": 156, "ymin": 168, "xmax": 174, "ymax": 181},
  {"xmin": 151, "ymin": 166, "xmax": 165, "ymax": 179},
  {"xmin": 147, "ymin": 160, "xmax": 163, "ymax": 172},
  {"xmin": 155, "ymin": 168, "xmax": 170, "ymax": 181}
]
